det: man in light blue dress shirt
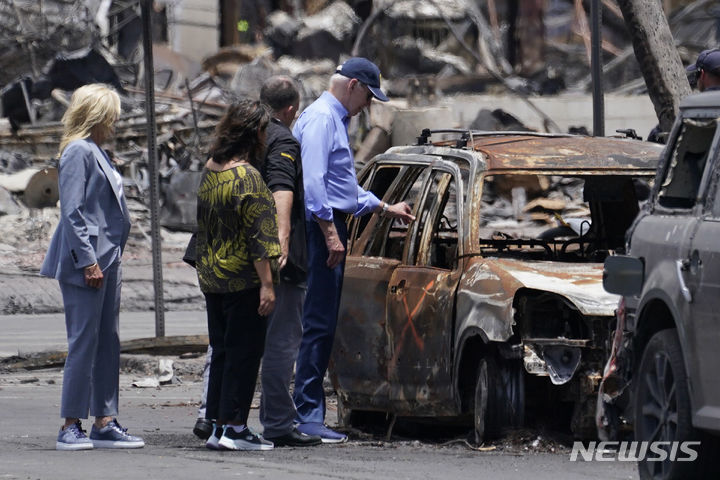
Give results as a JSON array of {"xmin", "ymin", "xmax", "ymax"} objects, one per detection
[{"xmin": 292, "ymin": 57, "xmax": 414, "ymax": 443}]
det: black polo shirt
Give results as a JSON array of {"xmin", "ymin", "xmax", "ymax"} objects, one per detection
[{"xmin": 262, "ymin": 118, "xmax": 307, "ymax": 284}]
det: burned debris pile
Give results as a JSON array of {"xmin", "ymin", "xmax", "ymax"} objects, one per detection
[{"xmin": 0, "ymin": 0, "xmax": 717, "ymax": 234}]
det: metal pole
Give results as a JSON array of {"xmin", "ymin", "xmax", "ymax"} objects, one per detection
[
  {"xmin": 590, "ymin": 0, "xmax": 604, "ymax": 136},
  {"xmin": 140, "ymin": 0, "xmax": 165, "ymax": 337}
]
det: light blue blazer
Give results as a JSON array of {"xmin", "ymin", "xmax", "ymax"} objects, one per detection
[{"xmin": 40, "ymin": 138, "xmax": 131, "ymax": 288}]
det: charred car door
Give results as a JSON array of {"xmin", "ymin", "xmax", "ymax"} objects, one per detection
[
  {"xmin": 333, "ymin": 161, "xmax": 429, "ymax": 411},
  {"xmin": 386, "ymin": 163, "xmax": 464, "ymax": 415}
]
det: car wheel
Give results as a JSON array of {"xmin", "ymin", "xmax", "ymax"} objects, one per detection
[
  {"xmin": 634, "ymin": 329, "xmax": 713, "ymax": 479},
  {"xmin": 474, "ymin": 357, "xmax": 496, "ymax": 444},
  {"xmin": 474, "ymin": 356, "xmax": 524, "ymax": 444}
]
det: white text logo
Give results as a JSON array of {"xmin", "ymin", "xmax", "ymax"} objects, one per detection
[{"xmin": 569, "ymin": 441, "xmax": 700, "ymax": 462}]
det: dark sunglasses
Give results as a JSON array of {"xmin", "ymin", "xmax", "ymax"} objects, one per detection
[{"xmin": 358, "ymin": 82, "xmax": 373, "ymax": 102}]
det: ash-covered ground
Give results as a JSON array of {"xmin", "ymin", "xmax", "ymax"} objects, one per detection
[{"xmin": 0, "ymin": 199, "xmax": 203, "ymax": 315}]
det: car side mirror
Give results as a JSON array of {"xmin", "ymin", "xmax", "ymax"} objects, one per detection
[{"xmin": 603, "ymin": 255, "xmax": 644, "ymax": 296}]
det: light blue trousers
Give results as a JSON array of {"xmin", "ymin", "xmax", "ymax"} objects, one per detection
[{"xmin": 59, "ymin": 262, "xmax": 121, "ymax": 419}]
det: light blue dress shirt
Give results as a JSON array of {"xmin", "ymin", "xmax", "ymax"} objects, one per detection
[{"xmin": 293, "ymin": 91, "xmax": 380, "ymax": 222}]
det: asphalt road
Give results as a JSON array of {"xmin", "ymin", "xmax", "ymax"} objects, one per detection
[
  {"xmin": 0, "ymin": 298, "xmax": 638, "ymax": 479},
  {"xmin": 0, "ymin": 367, "xmax": 639, "ymax": 480}
]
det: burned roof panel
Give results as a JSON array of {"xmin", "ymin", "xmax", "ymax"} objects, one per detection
[{"xmin": 438, "ymin": 134, "xmax": 663, "ymax": 171}]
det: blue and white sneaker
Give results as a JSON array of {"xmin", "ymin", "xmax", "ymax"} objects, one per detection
[
  {"xmin": 90, "ymin": 419, "xmax": 145, "ymax": 449},
  {"xmin": 56, "ymin": 421, "xmax": 93, "ymax": 451},
  {"xmin": 205, "ymin": 423, "xmax": 224, "ymax": 450},
  {"xmin": 296, "ymin": 423, "xmax": 348, "ymax": 444}
]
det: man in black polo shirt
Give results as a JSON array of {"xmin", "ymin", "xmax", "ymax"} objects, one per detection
[
  {"xmin": 194, "ymin": 76, "xmax": 320, "ymax": 447},
  {"xmin": 258, "ymin": 76, "xmax": 321, "ymax": 447}
]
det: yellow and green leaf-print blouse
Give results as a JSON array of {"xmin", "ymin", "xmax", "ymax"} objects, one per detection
[{"xmin": 196, "ymin": 164, "xmax": 281, "ymax": 293}]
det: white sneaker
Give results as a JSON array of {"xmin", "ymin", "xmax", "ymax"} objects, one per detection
[
  {"xmin": 218, "ymin": 426, "xmax": 273, "ymax": 451},
  {"xmin": 206, "ymin": 423, "xmax": 223, "ymax": 450}
]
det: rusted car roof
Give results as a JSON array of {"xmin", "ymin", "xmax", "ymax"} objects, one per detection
[{"xmin": 434, "ymin": 133, "xmax": 663, "ymax": 171}]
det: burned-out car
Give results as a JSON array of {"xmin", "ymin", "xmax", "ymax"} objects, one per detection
[
  {"xmin": 329, "ymin": 130, "xmax": 662, "ymax": 442},
  {"xmin": 600, "ymin": 91, "xmax": 720, "ymax": 479}
]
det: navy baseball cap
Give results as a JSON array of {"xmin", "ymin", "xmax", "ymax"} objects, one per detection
[
  {"xmin": 336, "ymin": 57, "xmax": 389, "ymax": 102},
  {"xmin": 687, "ymin": 49, "xmax": 720, "ymax": 74}
]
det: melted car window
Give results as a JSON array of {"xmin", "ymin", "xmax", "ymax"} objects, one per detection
[
  {"xmin": 658, "ymin": 118, "xmax": 717, "ymax": 209},
  {"xmin": 411, "ymin": 171, "xmax": 458, "ymax": 269},
  {"xmin": 362, "ymin": 166, "xmax": 426, "ymax": 259},
  {"xmin": 354, "ymin": 165, "xmax": 402, "ymax": 243},
  {"xmin": 478, "ymin": 173, "xmax": 651, "ymax": 261}
]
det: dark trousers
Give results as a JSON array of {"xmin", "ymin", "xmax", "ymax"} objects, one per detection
[
  {"xmin": 204, "ymin": 288, "xmax": 266, "ymax": 424},
  {"xmin": 293, "ymin": 216, "xmax": 348, "ymax": 424}
]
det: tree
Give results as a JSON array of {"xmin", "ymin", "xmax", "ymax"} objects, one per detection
[{"xmin": 616, "ymin": 0, "xmax": 691, "ymax": 132}]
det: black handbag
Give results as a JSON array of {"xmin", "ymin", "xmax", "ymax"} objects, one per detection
[{"xmin": 183, "ymin": 232, "xmax": 197, "ymax": 268}]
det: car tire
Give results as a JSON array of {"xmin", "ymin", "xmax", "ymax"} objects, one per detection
[
  {"xmin": 474, "ymin": 356, "xmax": 524, "ymax": 444},
  {"xmin": 474, "ymin": 357, "xmax": 498, "ymax": 444},
  {"xmin": 634, "ymin": 329, "xmax": 719, "ymax": 479}
]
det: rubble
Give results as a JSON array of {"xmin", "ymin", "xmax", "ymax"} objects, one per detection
[
  {"xmin": 0, "ymin": 168, "xmax": 58, "ymax": 209},
  {"xmin": 0, "ymin": 187, "xmax": 21, "ymax": 216},
  {"xmin": 0, "ymin": 0, "xmax": 714, "ymax": 312},
  {"xmin": 0, "ymin": 0, "xmax": 99, "ymax": 86},
  {"xmin": 293, "ymin": 1, "xmax": 361, "ymax": 61},
  {"xmin": 230, "ymin": 55, "xmax": 284, "ymax": 99}
]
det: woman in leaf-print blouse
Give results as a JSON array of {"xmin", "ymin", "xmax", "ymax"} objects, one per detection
[{"xmin": 195, "ymin": 100, "xmax": 281, "ymax": 450}]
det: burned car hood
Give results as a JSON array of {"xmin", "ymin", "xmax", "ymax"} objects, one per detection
[{"xmin": 488, "ymin": 257, "xmax": 620, "ymax": 316}]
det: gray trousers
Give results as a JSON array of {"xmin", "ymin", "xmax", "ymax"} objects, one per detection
[
  {"xmin": 59, "ymin": 262, "xmax": 121, "ymax": 419},
  {"xmin": 197, "ymin": 344, "xmax": 212, "ymax": 419},
  {"xmin": 259, "ymin": 281, "xmax": 306, "ymax": 437}
]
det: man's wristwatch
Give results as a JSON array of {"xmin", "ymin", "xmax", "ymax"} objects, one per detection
[{"xmin": 380, "ymin": 202, "xmax": 389, "ymax": 216}]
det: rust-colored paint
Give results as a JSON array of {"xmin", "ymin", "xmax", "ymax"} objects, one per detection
[
  {"xmin": 330, "ymin": 256, "xmax": 399, "ymax": 412},
  {"xmin": 394, "ymin": 279, "xmax": 433, "ymax": 359}
]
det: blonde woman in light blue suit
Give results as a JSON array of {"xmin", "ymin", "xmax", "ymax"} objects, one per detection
[{"xmin": 40, "ymin": 84, "xmax": 144, "ymax": 451}]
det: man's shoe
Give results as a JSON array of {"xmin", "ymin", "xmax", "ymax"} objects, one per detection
[
  {"xmin": 193, "ymin": 418, "xmax": 213, "ymax": 440},
  {"xmin": 56, "ymin": 421, "xmax": 93, "ymax": 451},
  {"xmin": 89, "ymin": 419, "xmax": 145, "ymax": 449},
  {"xmin": 218, "ymin": 426, "xmax": 273, "ymax": 451},
  {"xmin": 206, "ymin": 423, "xmax": 223, "ymax": 450},
  {"xmin": 264, "ymin": 426, "xmax": 322, "ymax": 447},
  {"xmin": 296, "ymin": 423, "xmax": 348, "ymax": 444}
]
